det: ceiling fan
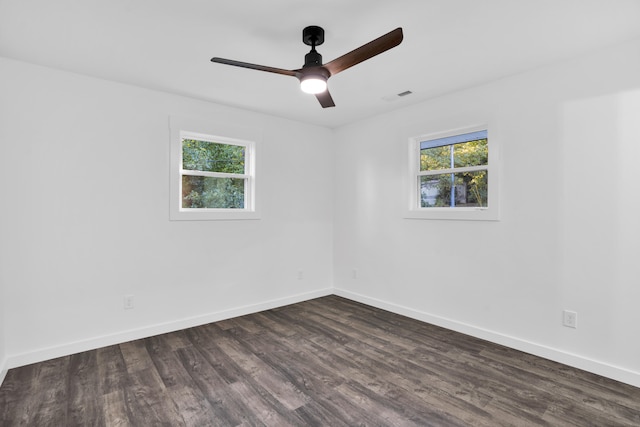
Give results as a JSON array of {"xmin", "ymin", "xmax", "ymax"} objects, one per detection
[{"xmin": 210, "ymin": 26, "xmax": 403, "ymax": 108}]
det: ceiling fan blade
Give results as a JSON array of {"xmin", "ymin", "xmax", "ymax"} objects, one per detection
[
  {"xmin": 211, "ymin": 57, "xmax": 298, "ymax": 77},
  {"xmin": 315, "ymin": 89, "xmax": 335, "ymax": 108},
  {"xmin": 323, "ymin": 28, "xmax": 403, "ymax": 76}
]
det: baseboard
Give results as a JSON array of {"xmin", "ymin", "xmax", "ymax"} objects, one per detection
[
  {"xmin": 334, "ymin": 288, "xmax": 640, "ymax": 389},
  {"xmin": 5, "ymin": 287, "xmax": 333, "ymax": 371},
  {"xmin": 6, "ymin": 287, "xmax": 639, "ymax": 390}
]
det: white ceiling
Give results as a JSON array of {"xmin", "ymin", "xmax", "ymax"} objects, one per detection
[{"xmin": 2, "ymin": 0, "xmax": 640, "ymax": 128}]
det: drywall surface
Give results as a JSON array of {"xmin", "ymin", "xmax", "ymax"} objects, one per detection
[
  {"xmin": 0, "ymin": 58, "xmax": 334, "ymax": 366},
  {"xmin": 333, "ymin": 38, "xmax": 640, "ymax": 386},
  {"xmin": 0, "ymin": 276, "xmax": 5, "ymax": 385},
  {"xmin": 0, "ymin": 126, "xmax": 6, "ymax": 384}
]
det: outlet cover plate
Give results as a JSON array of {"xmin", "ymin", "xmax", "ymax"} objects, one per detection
[
  {"xmin": 124, "ymin": 295, "xmax": 135, "ymax": 310},
  {"xmin": 563, "ymin": 310, "xmax": 577, "ymax": 328}
]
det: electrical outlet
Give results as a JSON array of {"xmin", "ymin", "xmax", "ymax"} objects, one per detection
[
  {"xmin": 563, "ymin": 310, "xmax": 577, "ymax": 328},
  {"xmin": 352, "ymin": 269, "xmax": 358, "ymax": 279},
  {"xmin": 297, "ymin": 270, "xmax": 304, "ymax": 280},
  {"xmin": 124, "ymin": 295, "xmax": 135, "ymax": 310}
]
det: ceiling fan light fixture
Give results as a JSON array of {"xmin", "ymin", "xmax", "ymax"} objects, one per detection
[
  {"xmin": 300, "ymin": 75, "xmax": 328, "ymax": 94},
  {"xmin": 211, "ymin": 26, "xmax": 403, "ymax": 108}
]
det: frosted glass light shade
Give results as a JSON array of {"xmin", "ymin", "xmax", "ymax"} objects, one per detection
[{"xmin": 300, "ymin": 76, "xmax": 327, "ymax": 94}]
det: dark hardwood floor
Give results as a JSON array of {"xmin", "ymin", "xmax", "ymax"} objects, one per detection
[{"xmin": 1, "ymin": 295, "xmax": 639, "ymax": 426}]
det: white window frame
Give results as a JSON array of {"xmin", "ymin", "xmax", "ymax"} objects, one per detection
[
  {"xmin": 405, "ymin": 124, "xmax": 499, "ymax": 221},
  {"xmin": 170, "ymin": 116, "xmax": 260, "ymax": 221}
]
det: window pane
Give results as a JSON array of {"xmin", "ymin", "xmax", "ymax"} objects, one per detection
[
  {"xmin": 420, "ymin": 145, "xmax": 451, "ymax": 171},
  {"xmin": 453, "ymin": 138, "xmax": 488, "ymax": 168},
  {"xmin": 421, "ymin": 138, "xmax": 488, "ymax": 171},
  {"xmin": 420, "ymin": 170, "xmax": 488, "ymax": 208},
  {"xmin": 182, "ymin": 175, "xmax": 245, "ymax": 209},
  {"xmin": 182, "ymin": 139, "xmax": 245, "ymax": 173}
]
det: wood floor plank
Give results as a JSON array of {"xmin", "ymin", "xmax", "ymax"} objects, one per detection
[
  {"xmin": 252, "ymin": 311, "xmax": 299, "ymax": 338},
  {"xmin": 122, "ymin": 366, "xmax": 184, "ymax": 426},
  {"xmin": 96, "ymin": 345, "xmax": 128, "ymax": 397},
  {"xmin": 28, "ymin": 357, "xmax": 70, "ymax": 427},
  {"xmin": 167, "ymin": 385, "xmax": 220, "ymax": 427},
  {"xmin": 145, "ymin": 334, "xmax": 194, "ymax": 388},
  {"xmin": 240, "ymin": 333, "xmax": 384, "ymax": 426},
  {"xmin": 214, "ymin": 334, "xmax": 309, "ymax": 411},
  {"xmin": 303, "ymin": 336, "xmax": 473, "ymax": 426},
  {"xmin": 101, "ymin": 390, "xmax": 131, "ymax": 427},
  {"xmin": 175, "ymin": 345, "xmax": 261, "ymax": 427},
  {"xmin": 279, "ymin": 303, "xmax": 497, "ymax": 424},
  {"xmin": 184, "ymin": 323, "xmax": 245, "ymax": 384},
  {"xmin": 271, "ymin": 323, "xmax": 455, "ymax": 426},
  {"xmin": 119, "ymin": 339, "xmax": 155, "ymax": 374},
  {"xmin": 227, "ymin": 380, "xmax": 305, "ymax": 427},
  {"xmin": 483, "ymin": 344, "xmax": 640, "ymax": 417},
  {"xmin": 163, "ymin": 330, "xmax": 192, "ymax": 351},
  {"xmin": 0, "ymin": 363, "xmax": 37, "ymax": 424},
  {"xmin": 1, "ymin": 295, "xmax": 639, "ymax": 426},
  {"xmin": 67, "ymin": 350, "xmax": 104, "ymax": 426}
]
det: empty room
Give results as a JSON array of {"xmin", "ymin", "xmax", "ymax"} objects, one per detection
[{"xmin": 1, "ymin": 0, "xmax": 640, "ymax": 425}]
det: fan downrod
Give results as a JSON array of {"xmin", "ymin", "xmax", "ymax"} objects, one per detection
[{"xmin": 302, "ymin": 26, "xmax": 324, "ymax": 47}]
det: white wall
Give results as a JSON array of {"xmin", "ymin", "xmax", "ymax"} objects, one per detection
[
  {"xmin": 333, "ymin": 38, "xmax": 640, "ymax": 387},
  {"xmin": 2, "ymin": 38, "xmax": 640, "ymax": 389},
  {"xmin": 0, "ymin": 270, "xmax": 5, "ymax": 384},
  {"xmin": 0, "ymin": 58, "xmax": 334, "ymax": 367}
]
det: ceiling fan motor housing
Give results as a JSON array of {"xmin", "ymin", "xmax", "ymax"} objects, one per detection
[
  {"xmin": 302, "ymin": 26, "xmax": 325, "ymax": 46},
  {"xmin": 302, "ymin": 26, "xmax": 325, "ymax": 68},
  {"xmin": 304, "ymin": 50, "xmax": 323, "ymax": 67}
]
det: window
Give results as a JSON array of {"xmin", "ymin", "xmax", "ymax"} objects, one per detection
[
  {"xmin": 419, "ymin": 130, "xmax": 488, "ymax": 208},
  {"xmin": 406, "ymin": 125, "xmax": 499, "ymax": 220},
  {"xmin": 170, "ymin": 116, "xmax": 259, "ymax": 220},
  {"xmin": 181, "ymin": 133, "xmax": 253, "ymax": 209}
]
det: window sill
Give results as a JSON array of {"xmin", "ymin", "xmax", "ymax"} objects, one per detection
[
  {"xmin": 404, "ymin": 207, "xmax": 499, "ymax": 221},
  {"xmin": 170, "ymin": 209, "xmax": 260, "ymax": 221}
]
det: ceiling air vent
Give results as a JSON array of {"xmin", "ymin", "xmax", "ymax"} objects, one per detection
[{"xmin": 382, "ymin": 90, "xmax": 413, "ymax": 102}]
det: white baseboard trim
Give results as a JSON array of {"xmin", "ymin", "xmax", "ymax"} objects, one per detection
[
  {"xmin": 334, "ymin": 288, "xmax": 640, "ymax": 389},
  {"xmin": 5, "ymin": 287, "xmax": 639, "ymax": 390},
  {"xmin": 5, "ymin": 288, "xmax": 333, "ymax": 372}
]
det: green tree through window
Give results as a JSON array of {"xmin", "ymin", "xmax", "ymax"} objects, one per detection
[
  {"xmin": 419, "ymin": 131, "xmax": 488, "ymax": 208},
  {"xmin": 181, "ymin": 139, "xmax": 247, "ymax": 209}
]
